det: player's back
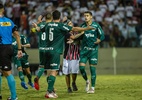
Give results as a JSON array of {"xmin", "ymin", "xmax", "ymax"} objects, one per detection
[
  {"xmin": 45, "ymin": 22, "xmax": 72, "ymax": 53},
  {"xmin": 37, "ymin": 21, "xmax": 47, "ymax": 48}
]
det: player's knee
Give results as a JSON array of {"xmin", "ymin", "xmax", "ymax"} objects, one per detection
[{"xmin": 17, "ymin": 67, "xmax": 22, "ymax": 71}]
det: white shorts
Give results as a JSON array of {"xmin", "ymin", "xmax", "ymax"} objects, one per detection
[{"xmin": 62, "ymin": 59, "xmax": 79, "ymax": 75}]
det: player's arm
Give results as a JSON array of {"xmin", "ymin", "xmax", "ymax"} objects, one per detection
[
  {"xmin": 22, "ymin": 43, "xmax": 31, "ymax": 48},
  {"xmin": 70, "ymin": 31, "xmax": 84, "ymax": 39},
  {"xmin": 94, "ymin": 24, "xmax": 105, "ymax": 44},
  {"xmin": 72, "ymin": 26, "xmax": 94, "ymax": 32},
  {"xmin": 37, "ymin": 11, "xmax": 50, "ymax": 24},
  {"xmin": 12, "ymin": 26, "xmax": 22, "ymax": 58},
  {"xmin": 32, "ymin": 22, "xmax": 41, "ymax": 32}
]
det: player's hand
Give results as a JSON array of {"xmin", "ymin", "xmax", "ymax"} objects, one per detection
[
  {"xmin": 32, "ymin": 22, "xmax": 37, "ymax": 28},
  {"xmin": 17, "ymin": 50, "xmax": 23, "ymax": 59},
  {"xmin": 94, "ymin": 38, "xmax": 101, "ymax": 44},
  {"xmin": 62, "ymin": 16, "xmax": 68, "ymax": 22},
  {"xmin": 67, "ymin": 39, "xmax": 74, "ymax": 44}
]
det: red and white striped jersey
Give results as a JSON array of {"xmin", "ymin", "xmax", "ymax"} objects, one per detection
[{"xmin": 63, "ymin": 31, "xmax": 80, "ymax": 60}]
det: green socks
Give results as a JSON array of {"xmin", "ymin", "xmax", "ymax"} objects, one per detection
[
  {"xmin": 19, "ymin": 71, "xmax": 25, "ymax": 82},
  {"xmin": 79, "ymin": 66, "xmax": 88, "ymax": 81},
  {"xmin": 37, "ymin": 68, "xmax": 44, "ymax": 79},
  {"xmin": 90, "ymin": 66, "xmax": 96, "ymax": 87},
  {"xmin": 47, "ymin": 75, "xmax": 56, "ymax": 92}
]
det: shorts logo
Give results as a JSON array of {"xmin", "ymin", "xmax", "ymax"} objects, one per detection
[
  {"xmin": 50, "ymin": 63, "xmax": 57, "ymax": 66},
  {"xmin": 25, "ymin": 62, "xmax": 29, "ymax": 65},
  {"xmin": 91, "ymin": 58, "xmax": 97, "ymax": 61},
  {"xmin": 4, "ymin": 66, "xmax": 8, "ymax": 69}
]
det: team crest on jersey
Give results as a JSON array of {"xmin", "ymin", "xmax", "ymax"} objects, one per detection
[{"xmin": 0, "ymin": 22, "xmax": 11, "ymax": 26}]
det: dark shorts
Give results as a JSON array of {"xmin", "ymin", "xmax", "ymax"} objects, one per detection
[
  {"xmin": 39, "ymin": 51, "xmax": 49, "ymax": 69},
  {"xmin": 46, "ymin": 52, "xmax": 60, "ymax": 70},
  {"xmin": 0, "ymin": 45, "xmax": 13, "ymax": 71},
  {"xmin": 13, "ymin": 55, "xmax": 29, "ymax": 68},
  {"xmin": 79, "ymin": 49, "xmax": 98, "ymax": 65}
]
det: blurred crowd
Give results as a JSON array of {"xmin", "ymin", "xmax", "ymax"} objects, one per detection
[{"xmin": 1, "ymin": 0, "xmax": 142, "ymax": 48}]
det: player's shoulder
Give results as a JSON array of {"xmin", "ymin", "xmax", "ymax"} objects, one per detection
[
  {"xmin": 80, "ymin": 22, "xmax": 86, "ymax": 27},
  {"xmin": 20, "ymin": 34, "xmax": 26, "ymax": 38},
  {"xmin": 92, "ymin": 21, "xmax": 100, "ymax": 28}
]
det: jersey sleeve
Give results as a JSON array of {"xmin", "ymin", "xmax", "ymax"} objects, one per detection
[
  {"xmin": 40, "ymin": 22, "xmax": 46, "ymax": 32},
  {"xmin": 60, "ymin": 23, "xmax": 72, "ymax": 33},
  {"xmin": 96, "ymin": 23, "xmax": 105, "ymax": 41}
]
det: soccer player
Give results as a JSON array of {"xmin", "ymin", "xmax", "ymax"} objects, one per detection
[
  {"xmin": 33, "ymin": 10, "xmax": 94, "ymax": 98},
  {"xmin": 12, "ymin": 34, "xmax": 34, "ymax": 89},
  {"xmin": 32, "ymin": 12, "xmax": 53, "ymax": 90},
  {"xmin": 62, "ymin": 17, "xmax": 84, "ymax": 93},
  {"xmin": 0, "ymin": 3, "xmax": 22, "ymax": 100},
  {"xmin": 79, "ymin": 11, "xmax": 105, "ymax": 93}
]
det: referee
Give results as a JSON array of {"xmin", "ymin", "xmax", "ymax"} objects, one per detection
[{"xmin": 0, "ymin": 3, "xmax": 22, "ymax": 100}]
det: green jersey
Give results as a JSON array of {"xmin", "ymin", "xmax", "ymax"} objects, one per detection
[
  {"xmin": 12, "ymin": 35, "xmax": 29, "ymax": 56},
  {"xmin": 41, "ymin": 22, "xmax": 72, "ymax": 54},
  {"xmin": 80, "ymin": 22, "xmax": 105, "ymax": 49},
  {"xmin": 37, "ymin": 21, "xmax": 47, "ymax": 49}
]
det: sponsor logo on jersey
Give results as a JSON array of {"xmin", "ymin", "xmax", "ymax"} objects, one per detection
[
  {"xmin": 0, "ymin": 22, "xmax": 11, "ymax": 26},
  {"xmin": 85, "ymin": 33, "xmax": 94, "ymax": 38},
  {"xmin": 39, "ymin": 47, "xmax": 54, "ymax": 50},
  {"xmin": 48, "ymin": 23, "xmax": 58, "ymax": 27}
]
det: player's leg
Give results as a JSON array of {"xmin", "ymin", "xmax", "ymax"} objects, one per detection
[
  {"xmin": 79, "ymin": 50, "xmax": 90, "ymax": 91},
  {"xmin": 0, "ymin": 45, "xmax": 17, "ymax": 100},
  {"xmin": 23, "ymin": 55, "xmax": 34, "ymax": 88},
  {"xmin": 45, "ymin": 52, "xmax": 59, "ymax": 98},
  {"xmin": 70, "ymin": 60, "xmax": 79, "ymax": 91},
  {"xmin": 62, "ymin": 59, "xmax": 72, "ymax": 93},
  {"xmin": 35, "ymin": 66, "xmax": 45, "ymax": 79},
  {"xmin": 87, "ymin": 50, "xmax": 98, "ymax": 94},
  {"xmin": 15, "ymin": 58, "xmax": 28, "ymax": 90},
  {"xmin": 34, "ymin": 52, "xmax": 46, "ymax": 90}
]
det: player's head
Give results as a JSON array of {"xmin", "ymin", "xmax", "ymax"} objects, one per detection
[
  {"xmin": 52, "ymin": 10, "xmax": 61, "ymax": 20},
  {"xmin": 84, "ymin": 11, "xmax": 93, "ymax": 23},
  {"xmin": 45, "ymin": 12, "xmax": 52, "ymax": 21},
  {"xmin": 63, "ymin": 18, "xmax": 73, "ymax": 26}
]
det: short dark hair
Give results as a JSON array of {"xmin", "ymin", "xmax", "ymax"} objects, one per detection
[
  {"xmin": 45, "ymin": 12, "xmax": 52, "ymax": 20},
  {"xmin": 84, "ymin": 11, "xmax": 92, "ymax": 16},
  {"xmin": 0, "ymin": 3, "xmax": 4, "ymax": 9},
  {"xmin": 52, "ymin": 10, "xmax": 61, "ymax": 20}
]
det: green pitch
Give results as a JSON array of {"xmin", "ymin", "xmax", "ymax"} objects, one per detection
[{"xmin": 1, "ymin": 75, "xmax": 142, "ymax": 100}]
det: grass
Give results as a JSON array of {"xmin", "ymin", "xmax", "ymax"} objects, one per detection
[{"xmin": 1, "ymin": 75, "xmax": 142, "ymax": 100}]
